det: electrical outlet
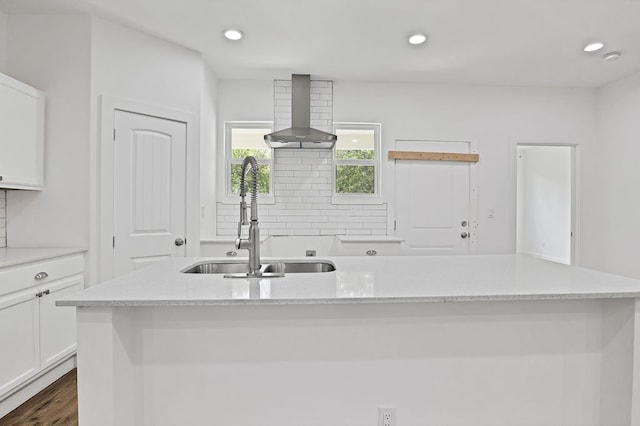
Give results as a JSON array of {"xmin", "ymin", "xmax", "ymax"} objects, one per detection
[{"xmin": 378, "ymin": 407, "xmax": 396, "ymax": 426}]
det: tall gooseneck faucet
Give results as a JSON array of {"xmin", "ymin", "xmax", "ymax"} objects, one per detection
[{"xmin": 235, "ymin": 156, "xmax": 262, "ymax": 276}]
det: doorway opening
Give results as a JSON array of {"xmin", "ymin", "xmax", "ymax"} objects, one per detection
[{"xmin": 516, "ymin": 145, "xmax": 574, "ymax": 265}]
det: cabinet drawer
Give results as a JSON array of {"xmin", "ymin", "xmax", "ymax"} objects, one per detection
[{"xmin": 0, "ymin": 254, "xmax": 84, "ymax": 296}]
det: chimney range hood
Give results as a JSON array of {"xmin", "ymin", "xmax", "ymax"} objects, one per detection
[{"xmin": 264, "ymin": 74, "xmax": 337, "ymax": 149}]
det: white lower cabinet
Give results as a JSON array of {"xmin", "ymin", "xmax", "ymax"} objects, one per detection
[
  {"xmin": 39, "ymin": 276, "xmax": 82, "ymax": 369},
  {"xmin": 0, "ymin": 289, "xmax": 39, "ymax": 397},
  {"xmin": 0, "ymin": 253, "xmax": 84, "ymax": 401}
]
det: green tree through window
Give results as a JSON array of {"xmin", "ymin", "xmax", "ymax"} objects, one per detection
[
  {"xmin": 231, "ymin": 151, "xmax": 271, "ymax": 193},
  {"xmin": 334, "ymin": 125, "xmax": 380, "ymax": 196},
  {"xmin": 226, "ymin": 124, "xmax": 273, "ymax": 196}
]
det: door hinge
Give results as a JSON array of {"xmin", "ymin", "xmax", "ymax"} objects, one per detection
[
  {"xmin": 112, "ymin": 236, "xmax": 115, "ymax": 248},
  {"xmin": 113, "ymin": 128, "xmax": 116, "ymax": 141},
  {"xmin": 394, "ymin": 220, "xmax": 397, "ymax": 231}
]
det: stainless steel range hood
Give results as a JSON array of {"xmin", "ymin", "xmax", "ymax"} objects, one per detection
[{"xmin": 264, "ymin": 74, "xmax": 337, "ymax": 149}]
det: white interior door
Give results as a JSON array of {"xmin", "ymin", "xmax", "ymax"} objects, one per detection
[
  {"xmin": 516, "ymin": 145, "xmax": 573, "ymax": 264},
  {"xmin": 394, "ymin": 140, "xmax": 473, "ymax": 254},
  {"xmin": 113, "ymin": 110, "xmax": 187, "ymax": 277}
]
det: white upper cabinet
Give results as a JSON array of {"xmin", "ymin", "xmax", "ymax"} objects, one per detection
[{"xmin": 0, "ymin": 73, "xmax": 45, "ymax": 190}]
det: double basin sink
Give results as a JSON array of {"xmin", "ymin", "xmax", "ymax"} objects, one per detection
[{"xmin": 182, "ymin": 259, "xmax": 336, "ymax": 276}]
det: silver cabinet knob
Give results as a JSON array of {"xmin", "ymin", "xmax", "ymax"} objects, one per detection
[
  {"xmin": 34, "ymin": 272, "xmax": 48, "ymax": 280},
  {"xmin": 225, "ymin": 251, "xmax": 238, "ymax": 257},
  {"xmin": 460, "ymin": 232, "xmax": 469, "ymax": 239},
  {"xmin": 366, "ymin": 249, "xmax": 378, "ymax": 256},
  {"xmin": 461, "ymin": 221, "xmax": 468, "ymax": 227},
  {"xmin": 175, "ymin": 238, "xmax": 185, "ymax": 246}
]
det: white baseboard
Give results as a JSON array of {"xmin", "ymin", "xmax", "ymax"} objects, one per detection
[
  {"xmin": 0, "ymin": 355, "xmax": 77, "ymax": 418},
  {"xmin": 519, "ymin": 250, "xmax": 570, "ymax": 265}
]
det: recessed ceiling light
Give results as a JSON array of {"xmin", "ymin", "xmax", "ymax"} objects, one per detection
[
  {"xmin": 408, "ymin": 33, "xmax": 427, "ymax": 46},
  {"xmin": 224, "ymin": 29, "xmax": 243, "ymax": 41},
  {"xmin": 352, "ymin": 139, "xmax": 359, "ymax": 143},
  {"xmin": 583, "ymin": 42, "xmax": 604, "ymax": 52},
  {"xmin": 603, "ymin": 51, "xmax": 622, "ymax": 61}
]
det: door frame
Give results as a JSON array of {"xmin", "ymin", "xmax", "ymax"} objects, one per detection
[
  {"xmin": 98, "ymin": 96, "xmax": 199, "ymax": 282},
  {"xmin": 509, "ymin": 138, "xmax": 580, "ymax": 265},
  {"xmin": 390, "ymin": 136, "xmax": 479, "ymax": 253}
]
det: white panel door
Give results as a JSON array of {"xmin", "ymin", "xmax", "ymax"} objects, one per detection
[
  {"xmin": 394, "ymin": 140, "xmax": 472, "ymax": 254},
  {"xmin": 114, "ymin": 111, "xmax": 187, "ymax": 277}
]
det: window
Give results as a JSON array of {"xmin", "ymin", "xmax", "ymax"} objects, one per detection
[
  {"xmin": 333, "ymin": 123, "xmax": 381, "ymax": 202},
  {"xmin": 225, "ymin": 122, "xmax": 273, "ymax": 199}
]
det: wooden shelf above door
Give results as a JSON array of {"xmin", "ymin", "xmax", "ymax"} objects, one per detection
[{"xmin": 388, "ymin": 150, "xmax": 479, "ymax": 163}]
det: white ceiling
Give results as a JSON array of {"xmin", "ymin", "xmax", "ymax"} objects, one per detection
[{"xmin": 1, "ymin": 0, "xmax": 640, "ymax": 88}]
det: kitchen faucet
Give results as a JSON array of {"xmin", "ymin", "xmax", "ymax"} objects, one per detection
[{"xmin": 235, "ymin": 156, "xmax": 262, "ymax": 276}]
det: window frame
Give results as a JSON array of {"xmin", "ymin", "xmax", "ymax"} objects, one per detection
[
  {"xmin": 331, "ymin": 122, "xmax": 383, "ymax": 204},
  {"xmin": 222, "ymin": 121, "xmax": 275, "ymax": 204}
]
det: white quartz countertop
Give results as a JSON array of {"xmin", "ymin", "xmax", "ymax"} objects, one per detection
[
  {"xmin": 57, "ymin": 254, "xmax": 640, "ymax": 307},
  {"xmin": 0, "ymin": 247, "xmax": 87, "ymax": 269}
]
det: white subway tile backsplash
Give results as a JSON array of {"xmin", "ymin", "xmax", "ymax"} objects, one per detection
[
  {"xmin": 216, "ymin": 79, "xmax": 388, "ymax": 237},
  {"xmin": 217, "ymin": 154, "xmax": 388, "ymax": 235}
]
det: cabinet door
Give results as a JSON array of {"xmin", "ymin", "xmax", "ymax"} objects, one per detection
[
  {"xmin": 0, "ymin": 73, "xmax": 45, "ymax": 190},
  {"xmin": 0, "ymin": 289, "xmax": 39, "ymax": 398},
  {"xmin": 39, "ymin": 275, "xmax": 83, "ymax": 368}
]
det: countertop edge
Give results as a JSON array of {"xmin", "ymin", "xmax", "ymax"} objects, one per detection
[
  {"xmin": 0, "ymin": 247, "xmax": 87, "ymax": 269},
  {"xmin": 56, "ymin": 291, "xmax": 640, "ymax": 308}
]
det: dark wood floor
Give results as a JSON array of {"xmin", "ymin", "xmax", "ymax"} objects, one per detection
[{"xmin": 0, "ymin": 369, "xmax": 78, "ymax": 426}]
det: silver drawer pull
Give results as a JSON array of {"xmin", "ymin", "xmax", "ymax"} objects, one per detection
[
  {"xmin": 366, "ymin": 249, "xmax": 378, "ymax": 256},
  {"xmin": 34, "ymin": 272, "xmax": 49, "ymax": 280},
  {"xmin": 225, "ymin": 251, "xmax": 238, "ymax": 257}
]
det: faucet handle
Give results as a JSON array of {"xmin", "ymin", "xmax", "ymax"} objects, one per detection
[
  {"xmin": 240, "ymin": 201, "xmax": 249, "ymax": 225},
  {"xmin": 235, "ymin": 237, "xmax": 242, "ymax": 250}
]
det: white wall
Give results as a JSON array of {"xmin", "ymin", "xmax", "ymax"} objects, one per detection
[
  {"xmin": 3, "ymin": 15, "xmax": 209, "ymax": 284},
  {"xmin": 200, "ymin": 64, "xmax": 218, "ymax": 240},
  {"xmin": 583, "ymin": 71, "xmax": 640, "ymax": 278},
  {"xmin": 0, "ymin": 10, "xmax": 7, "ymax": 73},
  {"xmin": 5, "ymin": 15, "xmax": 92, "ymax": 253},
  {"xmin": 90, "ymin": 17, "xmax": 203, "ymax": 114},
  {"xmin": 89, "ymin": 17, "xmax": 206, "ymax": 283},
  {"xmin": 516, "ymin": 146, "xmax": 572, "ymax": 263},
  {"xmin": 216, "ymin": 79, "xmax": 596, "ymax": 254}
]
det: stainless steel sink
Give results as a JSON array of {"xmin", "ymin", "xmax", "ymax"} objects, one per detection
[
  {"xmin": 181, "ymin": 260, "xmax": 336, "ymax": 276},
  {"xmin": 262, "ymin": 261, "xmax": 336, "ymax": 274},
  {"xmin": 182, "ymin": 262, "xmax": 250, "ymax": 274}
]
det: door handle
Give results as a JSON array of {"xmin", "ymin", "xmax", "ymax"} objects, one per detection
[
  {"xmin": 175, "ymin": 238, "xmax": 185, "ymax": 246},
  {"xmin": 460, "ymin": 232, "xmax": 469, "ymax": 239}
]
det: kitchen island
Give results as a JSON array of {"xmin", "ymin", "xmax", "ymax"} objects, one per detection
[{"xmin": 59, "ymin": 255, "xmax": 640, "ymax": 425}]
